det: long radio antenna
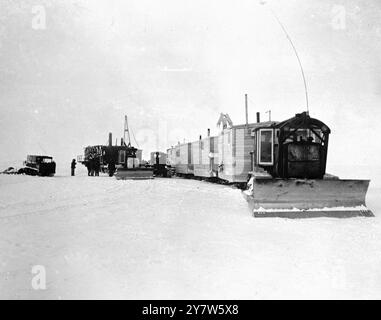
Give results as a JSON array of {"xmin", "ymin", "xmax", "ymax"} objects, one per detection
[
  {"xmin": 261, "ymin": 1, "xmax": 309, "ymax": 114},
  {"xmin": 130, "ymin": 127, "xmax": 139, "ymax": 148}
]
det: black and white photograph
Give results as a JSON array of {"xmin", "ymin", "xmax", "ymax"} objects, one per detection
[{"xmin": 0, "ymin": 0, "xmax": 380, "ymax": 302}]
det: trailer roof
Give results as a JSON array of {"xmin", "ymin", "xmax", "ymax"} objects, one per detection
[
  {"xmin": 231, "ymin": 121, "xmax": 278, "ymax": 129},
  {"xmin": 27, "ymin": 155, "xmax": 53, "ymax": 159}
]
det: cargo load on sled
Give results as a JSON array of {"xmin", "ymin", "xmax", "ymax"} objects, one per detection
[{"xmin": 243, "ymin": 112, "xmax": 373, "ymax": 218}]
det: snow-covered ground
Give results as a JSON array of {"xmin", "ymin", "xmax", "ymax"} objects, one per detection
[{"xmin": 0, "ymin": 171, "xmax": 381, "ymax": 300}]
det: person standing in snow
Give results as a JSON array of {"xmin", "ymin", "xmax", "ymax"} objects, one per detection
[
  {"xmin": 94, "ymin": 157, "xmax": 100, "ymax": 176},
  {"xmin": 86, "ymin": 162, "xmax": 91, "ymax": 176},
  {"xmin": 71, "ymin": 159, "xmax": 76, "ymax": 176},
  {"xmin": 108, "ymin": 160, "xmax": 116, "ymax": 177}
]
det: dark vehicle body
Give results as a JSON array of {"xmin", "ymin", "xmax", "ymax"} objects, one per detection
[
  {"xmin": 78, "ymin": 144, "xmax": 141, "ymax": 177},
  {"xmin": 149, "ymin": 151, "xmax": 173, "ymax": 177},
  {"xmin": 19, "ymin": 155, "xmax": 56, "ymax": 176}
]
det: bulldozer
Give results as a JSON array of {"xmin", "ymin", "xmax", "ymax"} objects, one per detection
[
  {"xmin": 114, "ymin": 145, "xmax": 154, "ymax": 180},
  {"xmin": 114, "ymin": 115, "xmax": 154, "ymax": 180},
  {"xmin": 243, "ymin": 112, "xmax": 373, "ymax": 218}
]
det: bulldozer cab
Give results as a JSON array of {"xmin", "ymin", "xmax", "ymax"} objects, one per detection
[
  {"xmin": 118, "ymin": 146, "xmax": 139, "ymax": 168},
  {"xmin": 254, "ymin": 112, "xmax": 331, "ymax": 179}
]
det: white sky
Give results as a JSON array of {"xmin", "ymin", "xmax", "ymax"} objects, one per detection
[{"xmin": 0, "ymin": 0, "xmax": 380, "ymax": 173}]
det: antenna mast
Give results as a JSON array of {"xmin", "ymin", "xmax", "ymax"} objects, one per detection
[
  {"xmin": 266, "ymin": 110, "xmax": 272, "ymax": 121},
  {"xmin": 261, "ymin": 1, "xmax": 309, "ymax": 113},
  {"xmin": 124, "ymin": 115, "xmax": 131, "ymax": 147}
]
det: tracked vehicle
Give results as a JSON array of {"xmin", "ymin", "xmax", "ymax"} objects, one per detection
[
  {"xmin": 19, "ymin": 155, "xmax": 56, "ymax": 177},
  {"xmin": 114, "ymin": 115, "xmax": 153, "ymax": 180},
  {"xmin": 243, "ymin": 112, "xmax": 373, "ymax": 218}
]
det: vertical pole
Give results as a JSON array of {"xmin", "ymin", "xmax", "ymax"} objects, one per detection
[
  {"xmin": 124, "ymin": 115, "xmax": 131, "ymax": 146},
  {"xmin": 266, "ymin": 110, "xmax": 271, "ymax": 121},
  {"xmin": 245, "ymin": 94, "xmax": 249, "ymax": 127},
  {"xmin": 323, "ymin": 134, "xmax": 329, "ymax": 176},
  {"xmin": 108, "ymin": 132, "xmax": 112, "ymax": 147},
  {"xmin": 123, "ymin": 116, "xmax": 126, "ymax": 145}
]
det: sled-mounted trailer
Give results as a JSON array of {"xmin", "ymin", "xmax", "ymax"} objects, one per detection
[{"xmin": 243, "ymin": 112, "xmax": 373, "ymax": 218}]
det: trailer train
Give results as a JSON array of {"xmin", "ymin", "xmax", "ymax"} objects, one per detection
[
  {"xmin": 164, "ymin": 111, "xmax": 372, "ymax": 218},
  {"xmin": 166, "ymin": 114, "xmax": 277, "ymax": 186}
]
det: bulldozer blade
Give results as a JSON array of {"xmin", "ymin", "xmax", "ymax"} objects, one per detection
[
  {"xmin": 115, "ymin": 168, "xmax": 154, "ymax": 180},
  {"xmin": 243, "ymin": 178, "xmax": 373, "ymax": 218}
]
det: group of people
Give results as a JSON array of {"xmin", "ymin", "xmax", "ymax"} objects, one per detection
[
  {"xmin": 70, "ymin": 158, "xmax": 100, "ymax": 176},
  {"xmin": 70, "ymin": 158, "xmax": 116, "ymax": 177}
]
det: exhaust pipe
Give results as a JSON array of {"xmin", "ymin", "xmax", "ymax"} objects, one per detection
[
  {"xmin": 108, "ymin": 132, "xmax": 112, "ymax": 147},
  {"xmin": 256, "ymin": 112, "xmax": 260, "ymax": 123}
]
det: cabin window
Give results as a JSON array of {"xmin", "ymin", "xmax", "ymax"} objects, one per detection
[
  {"xmin": 311, "ymin": 129, "xmax": 322, "ymax": 142},
  {"xmin": 284, "ymin": 129, "xmax": 314, "ymax": 143},
  {"xmin": 296, "ymin": 129, "xmax": 308, "ymax": 142},
  {"xmin": 176, "ymin": 149, "xmax": 180, "ymax": 157},
  {"xmin": 258, "ymin": 129, "xmax": 274, "ymax": 165}
]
